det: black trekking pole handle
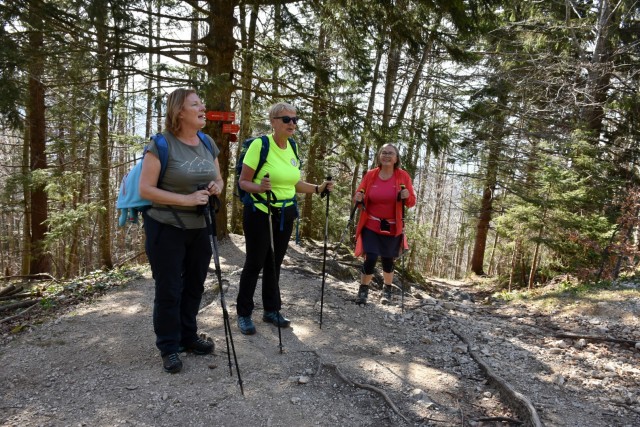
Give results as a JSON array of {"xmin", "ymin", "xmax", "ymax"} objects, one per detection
[
  {"xmin": 320, "ymin": 176, "xmax": 332, "ymax": 198},
  {"xmin": 349, "ymin": 190, "xmax": 365, "ymax": 220},
  {"xmin": 319, "ymin": 175, "xmax": 332, "ymax": 329},
  {"xmin": 264, "ymin": 174, "xmax": 284, "ymax": 354},
  {"xmin": 202, "ymin": 196, "xmax": 244, "ymax": 395}
]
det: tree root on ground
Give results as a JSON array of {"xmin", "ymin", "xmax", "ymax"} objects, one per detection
[
  {"xmin": 451, "ymin": 327, "xmax": 543, "ymax": 427},
  {"xmin": 554, "ymin": 332, "xmax": 638, "ymax": 347},
  {"xmin": 304, "ymin": 351, "xmax": 411, "ymax": 424},
  {"xmin": 476, "ymin": 416, "xmax": 524, "ymax": 424}
]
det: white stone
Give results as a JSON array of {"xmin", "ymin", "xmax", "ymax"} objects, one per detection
[
  {"xmin": 552, "ymin": 374, "xmax": 565, "ymax": 385},
  {"xmin": 574, "ymin": 339, "xmax": 587, "ymax": 349},
  {"xmin": 453, "ymin": 344, "xmax": 468, "ymax": 354},
  {"xmin": 298, "ymin": 376, "xmax": 310, "ymax": 384}
]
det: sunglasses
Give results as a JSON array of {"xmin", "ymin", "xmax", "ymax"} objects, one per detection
[
  {"xmin": 380, "ymin": 151, "xmax": 396, "ymax": 156},
  {"xmin": 274, "ymin": 116, "xmax": 298, "ymax": 124}
]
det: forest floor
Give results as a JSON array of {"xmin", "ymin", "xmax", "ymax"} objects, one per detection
[{"xmin": 1, "ymin": 233, "xmax": 640, "ymax": 427}]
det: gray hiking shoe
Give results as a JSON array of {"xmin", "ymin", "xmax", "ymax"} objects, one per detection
[
  {"xmin": 355, "ymin": 284, "xmax": 369, "ymax": 305},
  {"xmin": 263, "ymin": 311, "xmax": 291, "ymax": 328},
  {"xmin": 162, "ymin": 353, "xmax": 183, "ymax": 374},
  {"xmin": 380, "ymin": 285, "xmax": 392, "ymax": 305},
  {"xmin": 237, "ymin": 316, "xmax": 256, "ymax": 335}
]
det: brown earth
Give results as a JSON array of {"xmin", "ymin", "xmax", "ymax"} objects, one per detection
[{"xmin": 1, "ymin": 234, "xmax": 639, "ymax": 426}]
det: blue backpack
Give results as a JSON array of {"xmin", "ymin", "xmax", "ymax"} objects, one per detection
[
  {"xmin": 234, "ymin": 135, "xmax": 301, "ymax": 206},
  {"xmin": 116, "ymin": 131, "xmax": 214, "ymax": 226}
]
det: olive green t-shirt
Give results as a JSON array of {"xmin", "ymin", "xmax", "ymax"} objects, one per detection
[
  {"xmin": 244, "ymin": 134, "xmax": 301, "ymax": 213},
  {"xmin": 146, "ymin": 131, "xmax": 220, "ymax": 229}
]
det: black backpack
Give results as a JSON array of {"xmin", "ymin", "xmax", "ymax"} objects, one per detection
[{"xmin": 234, "ymin": 135, "xmax": 301, "ymax": 205}]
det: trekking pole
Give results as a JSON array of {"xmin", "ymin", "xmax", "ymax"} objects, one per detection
[
  {"xmin": 264, "ymin": 174, "xmax": 284, "ymax": 353},
  {"xmin": 202, "ymin": 192, "xmax": 244, "ymax": 395},
  {"xmin": 319, "ymin": 176, "xmax": 332, "ymax": 329},
  {"xmin": 397, "ymin": 184, "xmax": 406, "ymax": 313},
  {"xmin": 332, "ymin": 190, "xmax": 364, "ymax": 260}
]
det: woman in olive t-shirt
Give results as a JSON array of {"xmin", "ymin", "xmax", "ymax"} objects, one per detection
[{"xmin": 139, "ymin": 88, "xmax": 223, "ymax": 374}]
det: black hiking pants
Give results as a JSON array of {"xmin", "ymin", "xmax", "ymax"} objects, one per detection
[
  {"xmin": 143, "ymin": 213, "xmax": 212, "ymax": 356},
  {"xmin": 236, "ymin": 205, "xmax": 296, "ymax": 317}
]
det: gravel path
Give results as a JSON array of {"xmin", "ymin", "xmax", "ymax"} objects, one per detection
[{"xmin": 1, "ymin": 234, "xmax": 639, "ymax": 426}]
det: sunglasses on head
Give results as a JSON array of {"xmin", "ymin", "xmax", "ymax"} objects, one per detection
[{"xmin": 274, "ymin": 116, "xmax": 298, "ymax": 124}]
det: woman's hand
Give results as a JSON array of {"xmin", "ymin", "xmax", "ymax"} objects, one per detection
[
  {"xmin": 318, "ymin": 180, "xmax": 334, "ymax": 193},
  {"xmin": 354, "ymin": 190, "xmax": 364, "ymax": 203},
  {"xmin": 207, "ymin": 181, "xmax": 222, "ymax": 196},
  {"xmin": 400, "ymin": 188, "xmax": 409, "ymax": 199},
  {"xmin": 189, "ymin": 189, "xmax": 211, "ymax": 206},
  {"xmin": 259, "ymin": 175, "xmax": 272, "ymax": 192}
]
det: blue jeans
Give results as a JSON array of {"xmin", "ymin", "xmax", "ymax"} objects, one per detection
[{"xmin": 143, "ymin": 213, "xmax": 212, "ymax": 356}]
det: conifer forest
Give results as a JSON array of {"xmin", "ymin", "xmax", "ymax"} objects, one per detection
[{"xmin": 1, "ymin": 0, "xmax": 639, "ymax": 288}]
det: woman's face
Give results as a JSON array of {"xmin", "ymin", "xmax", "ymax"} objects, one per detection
[
  {"xmin": 179, "ymin": 93, "xmax": 206, "ymax": 129},
  {"xmin": 378, "ymin": 145, "xmax": 398, "ymax": 168},
  {"xmin": 271, "ymin": 109, "xmax": 297, "ymax": 138}
]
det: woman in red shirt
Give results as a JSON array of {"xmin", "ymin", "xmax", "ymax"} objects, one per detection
[{"xmin": 353, "ymin": 144, "xmax": 416, "ymax": 304}]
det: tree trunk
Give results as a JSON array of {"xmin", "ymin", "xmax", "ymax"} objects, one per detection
[
  {"xmin": 231, "ymin": 3, "xmax": 258, "ymax": 234},
  {"xmin": 145, "ymin": 0, "xmax": 154, "ymax": 139},
  {"xmin": 470, "ymin": 84, "xmax": 507, "ymax": 276},
  {"xmin": 21, "ymin": 125, "xmax": 31, "ymax": 275},
  {"xmin": 202, "ymin": 0, "xmax": 238, "ymax": 239},
  {"xmin": 301, "ymin": 24, "xmax": 329, "ymax": 239},
  {"xmin": 581, "ymin": 0, "xmax": 614, "ymax": 135},
  {"xmin": 95, "ymin": 0, "xmax": 113, "ymax": 269},
  {"xmin": 27, "ymin": 0, "xmax": 50, "ymax": 274},
  {"xmin": 426, "ymin": 153, "xmax": 446, "ymax": 274},
  {"xmin": 353, "ymin": 42, "xmax": 383, "ymax": 190},
  {"xmin": 487, "ymin": 230, "xmax": 499, "ymax": 276},
  {"xmin": 470, "ymin": 157, "xmax": 497, "ymax": 276}
]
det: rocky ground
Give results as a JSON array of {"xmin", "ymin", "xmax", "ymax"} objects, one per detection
[{"xmin": 1, "ymin": 234, "xmax": 639, "ymax": 427}]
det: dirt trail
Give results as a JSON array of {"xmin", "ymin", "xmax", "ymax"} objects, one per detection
[{"xmin": 1, "ymin": 234, "xmax": 639, "ymax": 426}]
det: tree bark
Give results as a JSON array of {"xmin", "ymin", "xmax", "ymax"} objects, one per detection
[
  {"xmin": 27, "ymin": 0, "xmax": 50, "ymax": 274},
  {"xmin": 231, "ymin": 3, "xmax": 258, "ymax": 234},
  {"xmin": 202, "ymin": 0, "xmax": 238, "ymax": 239},
  {"xmin": 95, "ymin": 0, "xmax": 113, "ymax": 269},
  {"xmin": 580, "ymin": 0, "xmax": 614, "ymax": 135},
  {"xmin": 301, "ymin": 24, "xmax": 329, "ymax": 239}
]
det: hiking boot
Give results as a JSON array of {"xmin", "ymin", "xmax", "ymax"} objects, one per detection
[
  {"xmin": 380, "ymin": 285, "xmax": 392, "ymax": 305},
  {"xmin": 237, "ymin": 316, "xmax": 256, "ymax": 335},
  {"xmin": 263, "ymin": 311, "xmax": 291, "ymax": 328},
  {"xmin": 162, "ymin": 353, "xmax": 183, "ymax": 374},
  {"xmin": 355, "ymin": 284, "xmax": 369, "ymax": 305},
  {"xmin": 182, "ymin": 338, "xmax": 214, "ymax": 355}
]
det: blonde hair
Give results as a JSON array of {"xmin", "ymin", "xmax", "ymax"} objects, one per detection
[
  {"xmin": 375, "ymin": 144, "xmax": 401, "ymax": 169},
  {"xmin": 164, "ymin": 88, "xmax": 197, "ymax": 134}
]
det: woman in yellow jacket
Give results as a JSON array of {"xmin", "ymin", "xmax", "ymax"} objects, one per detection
[{"xmin": 353, "ymin": 144, "xmax": 416, "ymax": 305}]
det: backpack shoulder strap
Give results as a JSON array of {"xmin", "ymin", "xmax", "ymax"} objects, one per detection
[
  {"xmin": 149, "ymin": 133, "xmax": 169, "ymax": 182},
  {"xmin": 253, "ymin": 135, "xmax": 271, "ymax": 177},
  {"xmin": 196, "ymin": 130, "xmax": 215, "ymax": 156}
]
